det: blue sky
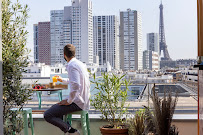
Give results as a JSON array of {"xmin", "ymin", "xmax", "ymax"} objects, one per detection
[{"xmin": 17, "ymin": 0, "xmax": 197, "ymax": 61}]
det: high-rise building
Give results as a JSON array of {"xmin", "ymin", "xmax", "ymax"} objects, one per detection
[
  {"xmin": 93, "ymin": 15, "xmax": 120, "ymax": 70},
  {"xmin": 34, "ymin": 24, "xmax": 39, "ymax": 63},
  {"xmin": 147, "ymin": 33, "xmax": 159, "ymax": 53},
  {"xmin": 145, "ymin": 33, "xmax": 160, "ymax": 71},
  {"xmin": 143, "ymin": 50, "xmax": 159, "ymax": 71},
  {"xmin": 71, "ymin": 0, "xmax": 93, "ymax": 64},
  {"xmin": 50, "ymin": 0, "xmax": 93, "ymax": 65},
  {"xmin": 38, "ymin": 22, "xmax": 51, "ymax": 65},
  {"xmin": 34, "ymin": 22, "xmax": 51, "ymax": 65},
  {"xmin": 50, "ymin": 10, "xmax": 64, "ymax": 65},
  {"xmin": 120, "ymin": 9, "xmax": 143, "ymax": 71}
]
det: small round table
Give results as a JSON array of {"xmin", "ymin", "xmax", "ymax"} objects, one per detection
[{"xmin": 30, "ymin": 88, "xmax": 64, "ymax": 109}]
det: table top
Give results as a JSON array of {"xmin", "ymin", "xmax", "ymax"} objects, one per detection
[{"xmin": 28, "ymin": 88, "xmax": 64, "ymax": 91}]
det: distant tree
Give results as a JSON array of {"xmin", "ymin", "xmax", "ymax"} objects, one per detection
[{"xmin": 2, "ymin": 0, "xmax": 32, "ymax": 134}]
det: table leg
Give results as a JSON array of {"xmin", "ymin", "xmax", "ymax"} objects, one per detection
[
  {"xmin": 58, "ymin": 90, "xmax": 62, "ymax": 101},
  {"xmin": 36, "ymin": 91, "xmax": 42, "ymax": 109}
]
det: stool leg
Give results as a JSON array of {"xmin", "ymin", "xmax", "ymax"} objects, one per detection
[
  {"xmin": 81, "ymin": 113, "xmax": 87, "ymax": 135},
  {"xmin": 86, "ymin": 113, "xmax": 90, "ymax": 135},
  {"xmin": 23, "ymin": 113, "xmax": 28, "ymax": 135},
  {"xmin": 29, "ymin": 113, "xmax": 34, "ymax": 135},
  {"xmin": 67, "ymin": 114, "xmax": 72, "ymax": 126}
]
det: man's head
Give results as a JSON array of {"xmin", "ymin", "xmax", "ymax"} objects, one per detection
[{"xmin": 64, "ymin": 44, "xmax": 76, "ymax": 62}]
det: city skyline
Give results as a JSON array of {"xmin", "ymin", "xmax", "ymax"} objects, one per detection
[{"xmin": 17, "ymin": 0, "xmax": 197, "ymax": 61}]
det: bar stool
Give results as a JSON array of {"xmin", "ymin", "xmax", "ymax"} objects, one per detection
[
  {"xmin": 64, "ymin": 110, "xmax": 90, "ymax": 135},
  {"xmin": 11, "ymin": 108, "xmax": 34, "ymax": 135}
]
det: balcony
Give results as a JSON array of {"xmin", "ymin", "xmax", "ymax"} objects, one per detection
[{"xmin": 18, "ymin": 82, "xmax": 197, "ymax": 135}]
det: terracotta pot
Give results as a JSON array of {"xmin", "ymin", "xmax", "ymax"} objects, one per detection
[{"xmin": 100, "ymin": 126, "xmax": 128, "ymax": 135}]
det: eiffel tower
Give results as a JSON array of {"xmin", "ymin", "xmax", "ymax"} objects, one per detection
[{"xmin": 159, "ymin": 1, "xmax": 172, "ymax": 61}]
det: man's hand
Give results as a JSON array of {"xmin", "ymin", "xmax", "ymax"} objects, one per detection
[
  {"xmin": 57, "ymin": 99, "xmax": 70, "ymax": 106},
  {"xmin": 54, "ymin": 75, "xmax": 63, "ymax": 82}
]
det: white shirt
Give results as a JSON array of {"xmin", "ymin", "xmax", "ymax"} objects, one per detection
[{"xmin": 62, "ymin": 58, "xmax": 90, "ymax": 110}]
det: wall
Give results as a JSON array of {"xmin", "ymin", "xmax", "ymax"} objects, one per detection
[
  {"xmin": 22, "ymin": 118, "xmax": 197, "ymax": 135},
  {"xmin": 172, "ymin": 121, "xmax": 197, "ymax": 135}
]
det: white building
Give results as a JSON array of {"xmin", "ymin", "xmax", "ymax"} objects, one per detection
[
  {"xmin": 143, "ymin": 50, "xmax": 159, "ymax": 71},
  {"xmin": 50, "ymin": 10, "xmax": 64, "ymax": 65},
  {"xmin": 50, "ymin": 0, "xmax": 93, "ymax": 65},
  {"xmin": 22, "ymin": 62, "xmax": 51, "ymax": 78},
  {"xmin": 93, "ymin": 15, "xmax": 120, "ymax": 70},
  {"xmin": 50, "ymin": 63, "xmax": 68, "ymax": 74},
  {"xmin": 72, "ymin": 0, "xmax": 93, "ymax": 64},
  {"xmin": 120, "ymin": 9, "xmax": 143, "ymax": 71},
  {"xmin": 124, "ymin": 71, "xmax": 173, "ymax": 84},
  {"xmin": 181, "ymin": 67, "xmax": 198, "ymax": 82}
]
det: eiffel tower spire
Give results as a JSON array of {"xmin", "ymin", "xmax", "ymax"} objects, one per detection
[{"xmin": 159, "ymin": 1, "xmax": 172, "ymax": 61}]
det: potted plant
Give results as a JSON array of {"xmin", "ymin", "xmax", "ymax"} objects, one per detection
[
  {"xmin": 91, "ymin": 72, "xmax": 131, "ymax": 135},
  {"xmin": 144, "ymin": 84, "xmax": 179, "ymax": 135},
  {"xmin": 127, "ymin": 109, "xmax": 145, "ymax": 135}
]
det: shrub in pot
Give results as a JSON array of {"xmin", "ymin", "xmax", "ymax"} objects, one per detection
[
  {"xmin": 144, "ymin": 84, "xmax": 179, "ymax": 135},
  {"xmin": 91, "ymin": 72, "xmax": 130, "ymax": 135},
  {"xmin": 127, "ymin": 109, "xmax": 145, "ymax": 135}
]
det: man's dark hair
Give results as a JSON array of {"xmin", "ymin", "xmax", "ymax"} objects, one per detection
[{"xmin": 64, "ymin": 44, "xmax": 76, "ymax": 58}]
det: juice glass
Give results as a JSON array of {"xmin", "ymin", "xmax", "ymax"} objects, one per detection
[{"xmin": 52, "ymin": 76, "xmax": 58, "ymax": 83}]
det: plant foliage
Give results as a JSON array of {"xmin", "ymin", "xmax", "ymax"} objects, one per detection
[
  {"xmin": 127, "ymin": 109, "xmax": 145, "ymax": 135},
  {"xmin": 91, "ymin": 72, "xmax": 130, "ymax": 128},
  {"xmin": 2, "ymin": 0, "xmax": 32, "ymax": 134},
  {"xmin": 144, "ymin": 84, "xmax": 179, "ymax": 135}
]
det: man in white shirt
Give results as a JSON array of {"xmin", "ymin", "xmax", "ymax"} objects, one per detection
[{"xmin": 44, "ymin": 44, "xmax": 90, "ymax": 135}]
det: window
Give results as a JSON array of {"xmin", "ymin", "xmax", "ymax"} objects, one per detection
[{"xmin": 55, "ymin": 69, "xmax": 60, "ymax": 73}]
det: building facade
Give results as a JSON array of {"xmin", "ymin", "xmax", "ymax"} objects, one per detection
[
  {"xmin": 38, "ymin": 22, "xmax": 51, "ymax": 65},
  {"xmin": 120, "ymin": 9, "xmax": 143, "ymax": 71},
  {"xmin": 71, "ymin": 0, "xmax": 93, "ymax": 64},
  {"xmin": 34, "ymin": 24, "xmax": 39, "ymax": 63},
  {"xmin": 143, "ymin": 50, "xmax": 159, "ymax": 71},
  {"xmin": 50, "ymin": 0, "xmax": 93, "ymax": 65},
  {"xmin": 93, "ymin": 15, "xmax": 120, "ymax": 70},
  {"xmin": 50, "ymin": 10, "xmax": 64, "ymax": 65},
  {"xmin": 147, "ymin": 33, "xmax": 159, "ymax": 53},
  {"xmin": 176, "ymin": 59, "xmax": 197, "ymax": 67},
  {"xmin": 22, "ymin": 62, "xmax": 51, "ymax": 78}
]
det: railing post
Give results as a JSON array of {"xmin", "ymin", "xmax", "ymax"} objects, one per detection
[{"xmin": 0, "ymin": 0, "xmax": 3, "ymax": 134}]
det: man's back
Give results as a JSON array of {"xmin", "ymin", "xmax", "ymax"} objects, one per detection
[{"xmin": 66, "ymin": 58, "xmax": 90, "ymax": 110}]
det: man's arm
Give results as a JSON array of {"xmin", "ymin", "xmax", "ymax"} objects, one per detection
[
  {"xmin": 61, "ymin": 78, "xmax": 69, "ymax": 84},
  {"xmin": 55, "ymin": 75, "xmax": 69, "ymax": 84},
  {"xmin": 57, "ymin": 67, "xmax": 80, "ymax": 105}
]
